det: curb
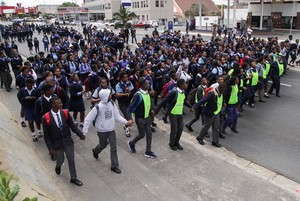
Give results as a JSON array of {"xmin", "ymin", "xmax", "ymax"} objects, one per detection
[{"xmin": 155, "ymin": 118, "xmax": 300, "ymax": 197}]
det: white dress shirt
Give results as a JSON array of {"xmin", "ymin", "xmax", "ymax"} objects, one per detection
[{"xmin": 51, "ymin": 109, "xmax": 62, "ymax": 128}]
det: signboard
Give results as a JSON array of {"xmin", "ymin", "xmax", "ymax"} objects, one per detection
[{"xmin": 168, "ymin": 21, "xmax": 173, "ymax": 30}]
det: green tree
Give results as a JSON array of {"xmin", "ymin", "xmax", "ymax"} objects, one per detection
[
  {"xmin": 59, "ymin": 2, "xmax": 79, "ymax": 7},
  {"xmin": 112, "ymin": 5, "xmax": 138, "ymax": 26},
  {"xmin": 185, "ymin": 4, "xmax": 200, "ymax": 19}
]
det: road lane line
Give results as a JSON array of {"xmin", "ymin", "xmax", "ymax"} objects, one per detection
[{"xmin": 268, "ymin": 81, "xmax": 292, "ymax": 87}]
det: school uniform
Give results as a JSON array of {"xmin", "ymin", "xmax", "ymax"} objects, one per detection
[
  {"xmin": 69, "ymin": 81, "xmax": 85, "ymax": 112},
  {"xmin": 17, "ymin": 87, "xmax": 41, "ymax": 121}
]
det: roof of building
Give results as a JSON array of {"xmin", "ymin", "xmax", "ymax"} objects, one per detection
[{"xmin": 174, "ymin": 0, "xmax": 219, "ymax": 13}]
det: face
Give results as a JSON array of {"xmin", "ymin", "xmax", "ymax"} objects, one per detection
[
  {"xmin": 22, "ymin": 69, "xmax": 29, "ymax": 76},
  {"xmin": 142, "ymin": 80, "xmax": 150, "ymax": 91},
  {"xmin": 101, "ymin": 79, "xmax": 108, "ymax": 89},
  {"xmin": 52, "ymin": 99, "xmax": 62, "ymax": 110},
  {"xmin": 73, "ymin": 74, "xmax": 79, "ymax": 82},
  {"xmin": 54, "ymin": 68, "xmax": 61, "ymax": 76},
  {"xmin": 25, "ymin": 82, "xmax": 33, "ymax": 90},
  {"xmin": 180, "ymin": 81, "xmax": 187, "ymax": 90},
  {"xmin": 217, "ymin": 76, "xmax": 224, "ymax": 84},
  {"xmin": 121, "ymin": 74, "xmax": 128, "ymax": 82},
  {"xmin": 47, "ymin": 72, "xmax": 53, "ymax": 79}
]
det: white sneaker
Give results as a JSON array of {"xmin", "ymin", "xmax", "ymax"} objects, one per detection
[
  {"xmin": 32, "ymin": 134, "xmax": 38, "ymax": 142},
  {"xmin": 123, "ymin": 125, "xmax": 130, "ymax": 137},
  {"xmin": 38, "ymin": 131, "xmax": 43, "ymax": 138}
]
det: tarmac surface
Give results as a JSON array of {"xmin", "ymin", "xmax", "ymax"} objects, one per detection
[{"xmin": 1, "ymin": 21, "xmax": 300, "ymax": 200}]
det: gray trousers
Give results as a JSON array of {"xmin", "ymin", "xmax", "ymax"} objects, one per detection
[
  {"xmin": 198, "ymin": 114, "xmax": 220, "ymax": 143},
  {"xmin": 118, "ymin": 102, "xmax": 130, "ymax": 119},
  {"xmin": 132, "ymin": 117, "xmax": 152, "ymax": 152},
  {"xmin": 56, "ymin": 145, "xmax": 77, "ymax": 180},
  {"xmin": 95, "ymin": 131, "xmax": 119, "ymax": 168},
  {"xmin": 169, "ymin": 114, "xmax": 183, "ymax": 146}
]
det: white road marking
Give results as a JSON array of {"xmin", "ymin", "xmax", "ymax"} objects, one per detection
[{"xmin": 268, "ymin": 81, "xmax": 292, "ymax": 87}]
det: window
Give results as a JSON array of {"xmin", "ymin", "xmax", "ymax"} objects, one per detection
[
  {"xmin": 141, "ymin": 1, "xmax": 144, "ymax": 8},
  {"xmin": 156, "ymin": 0, "xmax": 159, "ymax": 7},
  {"xmin": 160, "ymin": 0, "xmax": 164, "ymax": 7},
  {"xmin": 137, "ymin": 2, "xmax": 139, "ymax": 8}
]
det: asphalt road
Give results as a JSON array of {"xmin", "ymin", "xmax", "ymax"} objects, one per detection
[{"xmin": 6, "ymin": 22, "xmax": 300, "ymax": 183}]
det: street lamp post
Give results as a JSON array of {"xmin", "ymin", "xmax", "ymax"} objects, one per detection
[
  {"xmin": 199, "ymin": 0, "xmax": 202, "ymax": 29},
  {"xmin": 290, "ymin": 0, "xmax": 296, "ymax": 35}
]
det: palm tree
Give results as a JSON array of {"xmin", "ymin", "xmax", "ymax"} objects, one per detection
[{"xmin": 112, "ymin": 5, "xmax": 138, "ymax": 26}]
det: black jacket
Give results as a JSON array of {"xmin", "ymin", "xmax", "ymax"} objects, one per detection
[
  {"xmin": 42, "ymin": 110, "xmax": 83, "ymax": 151},
  {"xmin": 194, "ymin": 90, "xmax": 222, "ymax": 118},
  {"xmin": 154, "ymin": 89, "xmax": 192, "ymax": 115}
]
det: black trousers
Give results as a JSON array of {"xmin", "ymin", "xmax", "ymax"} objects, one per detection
[
  {"xmin": 169, "ymin": 114, "xmax": 184, "ymax": 146},
  {"xmin": 268, "ymin": 75, "xmax": 280, "ymax": 96},
  {"xmin": 132, "ymin": 117, "xmax": 152, "ymax": 152}
]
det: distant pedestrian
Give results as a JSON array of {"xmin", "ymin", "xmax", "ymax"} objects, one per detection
[{"xmin": 34, "ymin": 37, "xmax": 39, "ymax": 53}]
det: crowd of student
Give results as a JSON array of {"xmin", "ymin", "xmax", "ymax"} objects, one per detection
[{"xmin": 0, "ymin": 21, "xmax": 294, "ymax": 185}]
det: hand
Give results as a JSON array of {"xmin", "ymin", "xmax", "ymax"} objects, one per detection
[
  {"xmin": 127, "ymin": 120, "xmax": 133, "ymax": 127},
  {"xmin": 243, "ymin": 87, "xmax": 247, "ymax": 90},
  {"xmin": 80, "ymin": 135, "xmax": 86, "ymax": 140},
  {"xmin": 25, "ymin": 96, "xmax": 31, "ymax": 100},
  {"xmin": 149, "ymin": 90, "xmax": 155, "ymax": 96},
  {"xmin": 152, "ymin": 111, "xmax": 156, "ymax": 116},
  {"xmin": 16, "ymin": 86, "xmax": 19, "ymax": 90},
  {"xmin": 190, "ymin": 108, "xmax": 195, "ymax": 112},
  {"xmin": 81, "ymin": 90, "xmax": 85, "ymax": 94},
  {"xmin": 49, "ymin": 149, "xmax": 55, "ymax": 156}
]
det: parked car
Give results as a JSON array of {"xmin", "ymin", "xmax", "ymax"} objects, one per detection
[
  {"xmin": 133, "ymin": 21, "xmax": 147, "ymax": 28},
  {"xmin": 146, "ymin": 20, "xmax": 158, "ymax": 27}
]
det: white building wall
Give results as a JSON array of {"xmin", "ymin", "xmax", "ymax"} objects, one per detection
[
  {"xmin": 249, "ymin": 3, "xmax": 299, "ymax": 17},
  {"xmin": 224, "ymin": 8, "xmax": 248, "ymax": 27},
  {"xmin": 130, "ymin": 0, "xmax": 173, "ymax": 23}
]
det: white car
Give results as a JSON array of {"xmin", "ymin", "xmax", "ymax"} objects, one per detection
[
  {"xmin": 90, "ymin": 22, "xmax": 111, "ymax": 32},
  {"xmin": 146, "ymin": 20, "xmax": 158, "ymax": 27}
]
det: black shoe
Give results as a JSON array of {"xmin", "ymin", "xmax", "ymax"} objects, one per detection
[
  {"xmin": 231, "ymin": 128, "xmax": 239, "ymax": 133},
  {"xmin": 222, "ymin": 130, "xmax": 227, "ymax": 135},
  {"xmin": 264, "ymin": 95, "xmax": 270, "ymax": 98},
  {"xmin": 169, "ymin": 145, "xmax": 177, "ymax": 151},
  {"xmin": 212, "ymin": 142, "xmax": 221, "ymax": 148},
  {"xmin": 127, "ymin": 141, "xmax": 136, "ymax": 153},
  {"xmin": 276, "ymin": 95, "xmax": 281, "ymax": 98},
  {"xmin": 152, "ymin": 122, "xmax": 157, "ymax": 127},
  {"xmin": 175, "ymin": 143, "xmax": 183, "ymax": 150},
  {"xmin": 219, "ymin": 134, "xmax": 226, "ymax": 139},
  {"xmin": 204, "ymin": 133, "xmax": 210, "ymax": 138},
  {"xmin": 21, "ymin": 121, "xmax": 26, "ymax": 127},
  {"xmin": 258, "ymin": 99, "xmax": 265, "ymax": 102},
  {"xmin": 92, "ymin": 148, "xmax": 98, "ymax": 159},
  {"xmin": 162, "ymin": 117, "xmax": 168, "ymax": 124},
  {"xmin": 185, "ymin": 124, "xmax": 193, "ymax": 132},
  {"xmin": 111, "ymin": 167, "xmax": 121, "ymax": 174},
  {"xmin": 196, "ymin": 137, "xmax": 205, "ymax": 145},
  {"xmin": 55, "ymin": 166, "xmax": 61, "ymax": 175},
  {"xmin": 70, "ymin": 178, "xmax": 83, "ymax": 186},
  {"xmin": 6, "ymin": 88, "xmax": 10, "ymax": 92},
  {"xmin": 51, "ymin": 154, "xmax": 56, "ymax": 161},
  {"xmin": 151, "ymin": 127, "xmax": 156, "ymax": 132},
  {"xmin": 249, "ymin": 104, "xmax": 254, "ymax": 108}
]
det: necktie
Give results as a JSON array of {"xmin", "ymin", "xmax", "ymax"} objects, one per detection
[{"xmin": 56, "ymin": 113, "xmax": 62, "ymax": 131}]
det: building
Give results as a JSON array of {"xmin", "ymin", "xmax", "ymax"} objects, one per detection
[
  {"xmin": 36, "ymin": 4, "xmax": 59, "ymax": 14},
  {"xmin": 248, "ymin": 0, "xmax": 300, "ymax": 30},
  {"xmin": 130, "ymin": 0, "xmax": 173, "ymax": 25},
  {"xmin": 0, "ymin": 5, "xmax": 37, "ymax": 17},
  {"xmin": 82, "ymin": 0, "xmax": 121, "ymax": 21},
  {"xmin": 174, "ymin": 0, "xmax": 219, "ymax": 21}
]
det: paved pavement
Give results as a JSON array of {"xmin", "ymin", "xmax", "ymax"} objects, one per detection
[{"xmin": 1, "ymin": 21, "xmax": 300, "ymax": 200}]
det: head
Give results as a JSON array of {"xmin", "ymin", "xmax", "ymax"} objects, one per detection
[
  {"xmin": 98, "ymin": 89, "xmax": 111, "ymax": 104},
  {"xmin": 201, "ymin": 77, "xmax": 208, "ymax": 86},
  {"xmin": 49, "ymin": 97, "xmax": 62, "ymax": 111},
  {"xmin": 177, "ymin": 79, "xmax": 187, "ymax": 90},
  {"xmin": 71, "ymin": 73, "xmax": 79, "ymax": 82},
  {"xmin": 138, "ymin": 77, "xmax": 149, "ymax": 91},
  {"xmin": 25, "ymin": 78, "xmax": 35, "ymax": 90},
  {"xmin": 100, "ymin": 77, "xmax": 108, "ymax": 89},
  {"xmin": 216, "ymin": 75, "xmax": 224, "ymax": 84},
  {"xmin": 43, "ymin": 83, "xmax": 54, "ymax": 97},
  {"xmin": 119, "ymin": 71, "xmax": 128, "ymax": 83},
  {"xmin": 218, "ymin": 82, "xmax": 227, "ymax": 94},
  {"xmin": 20, "ymin": 66, "xmax": 29, "ymax": 76}
]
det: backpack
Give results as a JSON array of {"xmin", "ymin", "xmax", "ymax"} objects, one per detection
[
  {"xmin": 55, "ymin": 86, "xmax": 63, "ymax": 97},
  {"xmin": 44, "ymin": 109, "xmax": 69, "ymax": 126},
  {"xmin": 84, "ymin": 77, "xmax": 89, "ymax": 92},
  {"xmin": 162, "ymin": 81, "xmax": 175, "ymax": 98},
  {"xmin": 188, "ymin": 88, "xmax": 198, "ymax": 105},
  {"xmin": 203, "ymin": 87, "xmax": 216, "ymax": 98}
]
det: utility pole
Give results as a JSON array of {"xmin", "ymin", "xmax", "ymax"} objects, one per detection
[
  {"xmin": 260, "ymin": 0, "xmax": 264, "ymax": 30},
  {"xmin": 227, "ymin": 0, "xmax": 230, "ymax": 28},
  {"xmin": 199, "ymin": 0, "xmax": 202, "ymax": 29}
]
